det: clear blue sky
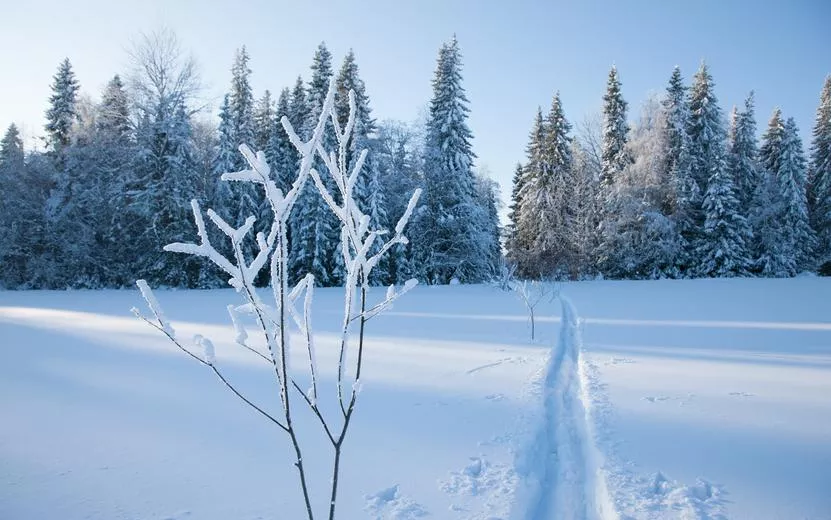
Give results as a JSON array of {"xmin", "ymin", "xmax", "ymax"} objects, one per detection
[{"xmin": 2, "ymin": 0, "xmax": 828, "ymax": 217}]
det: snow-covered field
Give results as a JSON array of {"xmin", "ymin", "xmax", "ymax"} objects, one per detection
[{"xmin": 1, "ymin": 278, "xmax": 830, "ymax": 519}]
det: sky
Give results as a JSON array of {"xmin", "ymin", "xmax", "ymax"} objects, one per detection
[{"xmin": 1, "ymin": 0, "xmax": 829, "ymax": 218}]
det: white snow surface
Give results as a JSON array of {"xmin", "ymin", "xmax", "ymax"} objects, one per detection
[{"xmin": 1, "ymin": 277, "xmax": 830, "ymax": 519}]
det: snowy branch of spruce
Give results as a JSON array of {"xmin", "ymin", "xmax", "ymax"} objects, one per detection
[{"xmin": 133, "ymin": 77, "xmax": 421, "ymax": 520}]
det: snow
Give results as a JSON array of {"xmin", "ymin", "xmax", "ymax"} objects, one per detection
[{"xmin": 1, "ymin": 277, "xmax": 830, "ymax": 519}]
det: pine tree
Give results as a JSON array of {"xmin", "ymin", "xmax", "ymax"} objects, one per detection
[
  {"xmin": 290, "ymin": 42, "xmax": 341, "ymax": 286},
  {"xmin": 214, "ymin": 94, "xmax": 236, "ymax": 184},
  {"xmin": 727, "ymin": 93, "xmax": 760, "ymax": 220},
  {"xmin": 412, "ymin": 36, "xmax": 492, "ymax": 283},
  {"xmin": 289, "ymin": 76, "xmax": 309, "ymax": 137},
  {"xmin": 44, "ymin": 58, "xmax": 80, "ymax": 153},
  {"xmin": 506, "ymin": 162, "xmax": 525, "ymax": 254},
  {"xmin": 696, "ymin": 149, "xmax": 752, "ymax": 277},
  {"xmin": 98, "ymin": 75, "xmax": 131, "ymax": 141},
  {"xmin": 661, "ymin": 67, "xmax": 697, "ymax": 275},
  {"xmin": 757, "ymin": 110, "xmax": 816, "ymax": 276},
  {"xmin": 598, "ymin": 66, "xmax": 635, "ymax": 278},
  {"xmin": 808, "ymin": 76, "xmax": 831, "ymax": 272},
  {"xmin": 511, "ymin": 109, "xmax": 544, "ymax": 270},
  {"xmin": 335, "ymin": 50, "xmax": 375, "ymax": 215},
  {"xmin": 600, "ymin": 66, "xmax": 631, "ymax": 188},
  {"xmin": 0, "ymin": 124, "xmax": 24, "ymax": 170},
  {"xmin": 131, "ymin": 99, "xmax": 201, "ymax": 286},
  {"xmin": 515, "ymin": 94, "xmax": 575, "ymax": 278},
  {"xmin": 687, "ymin": 62, "xmax": 727, "ymax": 275},
  {"xmin": 266, "ymin": 88, "xmax": 297, "ymax": 194},
  {"xmin": 782, "ymin": 117, "xmax": 816, "ymax": 270},
  {"xmin": 253, "ymin": 89, "xmax": 275, "ymax": 153}
]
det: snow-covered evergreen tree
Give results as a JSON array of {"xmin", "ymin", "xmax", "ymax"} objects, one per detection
[
  {"xmin": 412, "ymin": 36, "xmax": 493, "ymax": 283},
  {"xmin": 253, "ymin": 89, "xmax": 275, "ymax": 153},
  {"xmin": 44, "ymin": 58, "xmax": 80, "ymax": 153},
  {"xmin": 600, "ymin": 66, "xmax": 631, "ymax": 188},
  {"xmin": 696, "ymin": 144, "xmax": 752, "ymax": 277},
  {"xmin": 98, "ymin": 75, "xmax": 132, "ymax": 141},
  {"xmin": 686, "ymin": 62, "xmax": 727, "ymax": 275},
  {"xmin": 0, "ymin": 124, "xmax": 24, "ymax": 170},
  {"xmin": 214, "ymin": 94, "xmax": 236, "ymax": 187},
  {"xmin": 506, "ymin": 162, "xmax": 525, "ymax": 255},
  {"xmin": 757, "ymin": 110, "xmax": 816, "ymax": 276},
  {"xmin": 808, "ymin": 75, "xmax": 831, "ymax": 272},
  {"xmin": 511, "ymin": 108, "xmax": 545, "ymax": 269},
  {"xmin": 515, "ymin": 94, "xmax": 575, "ymax": 278},
  {"xmin": 727, "ymin": 93, "xmax": 760, "ymax": 222},
  {"xmin": 266, "ymin": 88, "xmax": 297, "ymax": 194},
  {"xmin": 660, "ymin": 67, "xmax": 696, "ymax": 274},
  {"xmin": 290, "ymin": 43, "xmax": 342, "ymax": 286}
]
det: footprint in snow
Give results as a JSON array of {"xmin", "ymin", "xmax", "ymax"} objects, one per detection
[
  {"xmin": 643, "ymin": 396, "xmax": 671, "ymax": 403},
  {"xmin": 485, "ymin": 393, "xmax": 505, "ymax": 402},
  {"xmin": 728, "ymin": 391, "xmax": 755, "ymax": 398}
]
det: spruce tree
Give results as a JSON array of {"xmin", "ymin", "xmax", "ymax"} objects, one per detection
[
  {"xmin": 661, "ymin": 67, "xmax": 697, "ymax": 274},
  {"xmin": 506, "ymin": 162, "xmax": 525, "ymax": 254},
  {"xmin": 727, "ymin": 93, "xmax": 760, "ymax": 219},
  {"xmin": 687, "ymin": 62, "xmax": 726, "ymax": 275},
  {"xmin": 758, "ymin": 110, "xmax": 816, "ymax": 275},
  {"xmin": 600, "ymin": 66, "xmax": 631, "ymax": 188},
  {"xmin": 266, "ymin": 88, "xmax": 297, "ymax": 194},
  {"xmin": 782, "ymin": 117, "xmax": 816, "ymax": 270},
  {"xmin": 516, "ymin": 94, "xmax": 574, "ymax": 278},
  {"xmin": 253, "ymin": 89, "xmax": 275, "ymax": 153},
  {"xmin": 335, "ymin": 50, "xmax": 374, "ymax": 215},
  {"xmin": 412, "ymin": 36, "xmax": 492, "ymax": 283},
  {"xmin": 696, "ymin": 148, "xmax": 752, "ymax": 277},
  {"xmin": 290, "ymin": 42, "xmax": 341, "ymax": 286},
  {"xmin": 511, "ymin": 109, "xmax": 544, "ymax": 271},
  {"xmin": 808, "ymin": 76, "xmax": 831, "ymax": 272},
  {"xmin": 0, "ymin": 124, "xmax": 24, "ymax": 170},
  {"xmin": 98, "ymin": 75, "xmax": 131, "ymax": 141},
  {"xmin": 44, "ymin": 58, "xmax": 80, "ymax": 153},
  {"xmin": 288, "ymin": 76, "xmax": 309, "ymax": 137}
]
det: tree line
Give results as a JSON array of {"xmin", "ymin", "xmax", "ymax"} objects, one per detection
[
  {"xmin": 0, "ymin": 31, "xmax": 500, "ymax": 289},
  {"xmin": 507, "ymin": 65, "xmax": 831, "ymax": 280}
]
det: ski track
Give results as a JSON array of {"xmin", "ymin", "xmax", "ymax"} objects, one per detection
[{"xmin": 514, "ymin": 297, "xmax": 616, "ymax": 520}]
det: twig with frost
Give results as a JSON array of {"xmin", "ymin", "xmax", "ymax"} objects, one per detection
[
  {"xmin": 133, "ymin": 77, "xmax": 420, "ymax": 520},
  {"xmin": 510, "ymin": 279, "xmax": 557, "ymax": 341}
]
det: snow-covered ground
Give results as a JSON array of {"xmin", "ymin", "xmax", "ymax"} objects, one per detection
[{"xmin": 1, "ymin": 278, "xmax": 829, "ymax": 519}]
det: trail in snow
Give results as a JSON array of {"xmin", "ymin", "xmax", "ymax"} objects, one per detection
[{"xmin": 512, "ymin": 297, "xmax": 616, "ymax": 520}]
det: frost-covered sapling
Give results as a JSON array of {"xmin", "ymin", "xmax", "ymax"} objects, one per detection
[
  {"xmin": 133, "ymin": 78, "xmax": 421, "ymax": 520},
  {"xmin": 511, "ymin": 280, "xmax": 557, "ymax": 341}
]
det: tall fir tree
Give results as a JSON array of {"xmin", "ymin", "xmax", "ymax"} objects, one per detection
[
  {"xmin": 696, "ymin": 145, "xmax": 752, "ymax": 277},
  {"xmin": 411, "ymin": 36, "xmax": 493, "ymax": 283},
  {"xmin": 253, "ymin": 89, "xmax": 275, "ymax": 153},
  {"xmin": 290, "ymin": 42, "xmax": 342, "ymax": 286},
  {"xmin": 44, "ymin": 58, "xmax": 80, "ymax": 153},
  {"xmin": 510, "ymin": 109, "xmax": 544, "ymax": 269},
  {"xmin": 757, "ymin": 110, "xmax": 816, "ymax": 276},
  {"xmin": 515, "ymin": 94, "xmax": 575, "ymax": 278},
  {"xmin": 600, "ymin": 66, "xmax": 631, "ymax": 188},
  {"xmin": 727, "ymin": 93, "xmax": 760, "ymax": 220},
  {"xmin": 266, "ymin": 88, "xmax": 297, "ymax": 194},
  {"xmin": 686, "ymin": 62, "xmax": 726, "ymax": 275},
  {"xmin": 661, "ymin": 67, "xmax": 697, "ymax": 274},
  {"xmin": 808, "ymin": 76, "xmax": 831, "ymax": 272},
  {"xmin": 335, "ymin": 50, "xmax": 374, "ymax": 215},
  {"xmin": 506, "ymin": 162, "xmax": 525, "ymax": 254},
  {"xmin": 97, "ymin": 75, "xmax": 132, "ymax": 141},
  {"xmin": 0, "ymin": 124, "xmax": 24, "ymax": 170}
]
